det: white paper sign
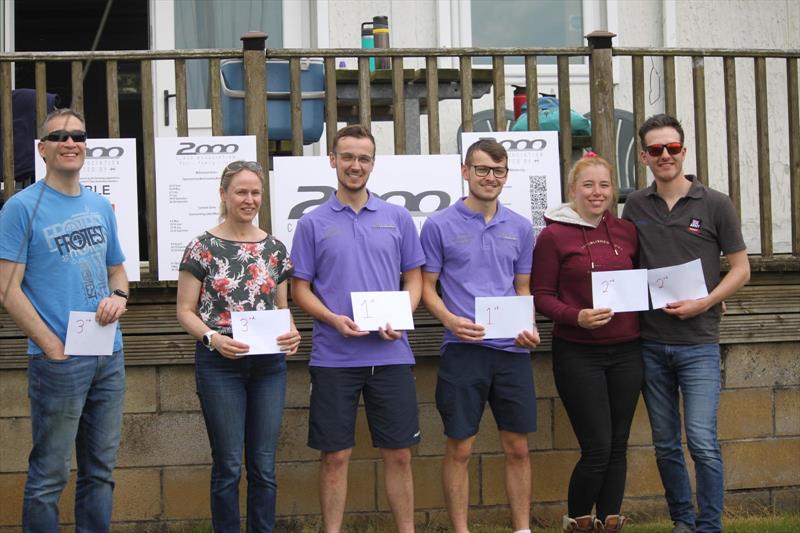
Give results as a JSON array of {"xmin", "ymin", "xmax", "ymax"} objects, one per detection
[
  {"xmin": 155, "ymin": 136, "xmax": 257, "ymax": 280},
  {"xmin": 350, "ymin": 291, "xmax": 415, "ymax": 331},
  {"xmin": 647, "ymin": 258, "xmax": 709, "ymax": 309},
  {"xmin": 271, "ymin": 154, "xmax": 463, "ymax": 253},
  {"xmin": 460, "ymin": 131, "xmax": 561, "ymax": 235},
  {"xmin": 231, "ymin": 309, "xmax": 291, "ymax": 355},
  {"xmin": 591, "ymin": 269, "xmax": 649, "ymax": 312},
  {"xmin": 35, "ymin": 138, "xmax": 141, "ymax": 281},
  {"xmin": 474, "ymin": 295, "xmax": 535, "ymax": 339},
  {"xmin": 64, "ymin": 311, "xmax": 116, "ymax": 356}
]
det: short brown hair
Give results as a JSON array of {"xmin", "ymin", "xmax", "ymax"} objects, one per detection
[
  {"xmin": 331, "ymin": 125, "xmax": 375, "ymax": 154},
  {"xmin": 464, "ymin": 138, "xmax": 507, "ymax": 166},
  {"xmin": 39, "ymin": 108, "xmax": 86, "ymax": 138},
  {"xmin": 638, "ymin": 113, "xmax": 684, "ymax": 147}
]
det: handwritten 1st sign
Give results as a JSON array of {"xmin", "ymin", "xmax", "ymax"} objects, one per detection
[
  {"xmin": 474, "ymin": 295, "xmax": 535, "ymax": 339},
  {"xmin": 64, "ymin": 311, "xmax": 116, "ymax": 356},
  {"xmin": 350, "ymin": 291, "xmax": 415, "ymax": 331}
]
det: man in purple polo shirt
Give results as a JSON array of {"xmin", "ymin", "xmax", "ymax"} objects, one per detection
[
  {"xmin": 291, "ymin": 125, "xmax": 424, "ymax": 533},
  {"xmin": 421, "ymin": 139, "xmax": 540, "ymax": 533}
]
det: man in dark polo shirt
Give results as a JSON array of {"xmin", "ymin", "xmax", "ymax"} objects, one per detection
[{"xmin": 622, "ymin": 114, "xmax": 750, "ymax": 533}]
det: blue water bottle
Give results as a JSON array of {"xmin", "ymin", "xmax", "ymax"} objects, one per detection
[{"xmin": 361, "ymin": 22, "xmax": 375, "ymax": 72}]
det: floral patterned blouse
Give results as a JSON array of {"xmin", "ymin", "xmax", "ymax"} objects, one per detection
[{"xmin": 179, "ymin": 232, "xmax": 294, "ymax": 335}]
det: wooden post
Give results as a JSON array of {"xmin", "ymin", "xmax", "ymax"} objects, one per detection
[
  {"xmin": 587, "ymin": 31, "xmax": 617, "ymax": 174},
  {"xmin": 1, "ymin": 62, "xmax": 13, "ymax": 201},
  {"xmin": 240, "ymin": 31, "xmax": 270, "ymax": 232}
]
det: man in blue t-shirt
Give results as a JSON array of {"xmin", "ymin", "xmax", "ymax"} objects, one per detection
[
  {"xmin": 0, "ymin": 108, "xmax": 129, "ymax": 532},
  {"xmin": 421, "ymin": 139, "xmax": 540, "ymax": 533}
]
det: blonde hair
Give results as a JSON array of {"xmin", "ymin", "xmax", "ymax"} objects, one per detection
[
  {"xmin": 567, "ymin": 153, "xmax": 617, "ymax": 206},
  {"xmin": 218, "ymin": 160, "xmax": 264, "ymax": 221}
]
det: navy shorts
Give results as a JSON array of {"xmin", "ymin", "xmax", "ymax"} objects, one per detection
[
  {"xmin": 308, "ymin": 364, "xmax": 420, "ymax": 451},
  {"xmin": 436, "ymin": 343, "xmax": 537, "ymax": 439}
]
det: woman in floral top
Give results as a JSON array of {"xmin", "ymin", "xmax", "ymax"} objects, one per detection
[{"xmin": 176, "ymin": 160, "xmax": 300, "ymax": 533}]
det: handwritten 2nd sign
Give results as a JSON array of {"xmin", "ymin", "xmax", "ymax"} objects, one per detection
[{"xmin": 591, "ymin": 269, "xmax": 649, "ymax": 312}]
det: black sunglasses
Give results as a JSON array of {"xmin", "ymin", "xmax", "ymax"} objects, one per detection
[
  {"xmin": 40, "ymin": 129, "xmax": 87, "ymax": 143},
  {"xmin": 645, "ymin": 142, "xmax": 683, "ymax": 157}
]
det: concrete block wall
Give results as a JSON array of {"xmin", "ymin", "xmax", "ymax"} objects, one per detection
[{"xmin": 1, "ymin": 342, "xmax": 798, "ymax": 530}]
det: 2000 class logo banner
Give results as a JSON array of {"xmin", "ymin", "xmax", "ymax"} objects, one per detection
[
  {"xmin": 154, "ymin": 135, "xmax": 257, "ymax": 280},
  {"xmin": 35, "ymin": 138, "xmax": 141, "ymax": 281},
  {"xmin": 271, "ymin": 154, "xmax": 464, "ymax": 254},
  {"xmin": 460, "ymin": 131, "xmax": 561, "ymax": 235}
]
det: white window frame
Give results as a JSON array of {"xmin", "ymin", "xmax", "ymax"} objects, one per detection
[
  {"xmin": 435, "ymin": 0, "xmax": 619, "ymax": 86},
  {"xmin": 150, "ymin": 0, "xmax": 328, "ymax": 137}
]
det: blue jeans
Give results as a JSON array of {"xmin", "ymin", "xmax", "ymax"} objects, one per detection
[
  {"xmin": 23, "ymin": 350, "xmax": 125, "ymax": 533},
  {"xmin": 195, "ymin": 344, "xmax": 287, "ymax": 533},
  {"xmin": 641, "ymin": 341, "xmax": 723, "ymax": 533}
]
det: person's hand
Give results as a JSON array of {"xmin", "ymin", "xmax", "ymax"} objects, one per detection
[
  {"xmin": 330, "ymin": 315, "xmax": 370, "ymax": 338},
  {"xmin": 577, "ymin": 308, "xmax": 614, "ymax": 329},
  {"xmin": 445, "ymin": 316, "xmax": 485, "ymax": 342},
  {"xmin": 721, "ymin": 301, "xmax": 728, "ymax": 315},
  {"xmin": 43, "ymin": 340, "xmax": 68, "ymax": 361},
  {"xmin": 515, "ymin": 329, "xmax": 540, "ymax": 349},
  {"xmin": 663, "ymin": 298, "xmax": 709, "ymax": 320},
  {"xmin": 211, "ymin": 334, "xmax": 250, "ymax": 359},
  {"xmin": 277, "ymin": 327, "xmax": 301, "ymax": 356},
  {"xmin": 95, "ymin": 295, "xmax": 128, "ymax": 326},
  {"xmin": 378, "ymin": 323, "xmax": 402, "ymax": 341}
]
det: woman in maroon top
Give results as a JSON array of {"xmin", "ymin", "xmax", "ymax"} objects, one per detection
[{"xmin": 532, "ymin": 154, "xmax": 641, "ymax": 533}]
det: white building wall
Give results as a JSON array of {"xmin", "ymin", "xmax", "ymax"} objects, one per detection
[{"xmin": 324, "ymin": 0, "xmax": 797, "ymax": 252}]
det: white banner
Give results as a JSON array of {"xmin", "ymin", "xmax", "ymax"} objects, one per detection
[
  {"xmin": 35, "ymin": 138, "xmax": 141, "ymax": 281},
  {"xmin": 460, "ymin": 131, "xmax": 561, "ymax": 234},
  {"xmin": 271, "ymin": 154, "xmax": 463, "ymax": 253},
  {"xmin": 154, "ymin": 136, "xmax": 257, "ymax": 280}
]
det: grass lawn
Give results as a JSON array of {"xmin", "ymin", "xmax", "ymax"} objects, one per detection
[{"xmin": 462, "ymin": 515, "xmax": 800, "ymax": 533}]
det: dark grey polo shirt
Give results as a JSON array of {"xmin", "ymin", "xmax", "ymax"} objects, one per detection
[{"xmin": 622, "ymin": 175, "xmax": 746, "ymax": 344}]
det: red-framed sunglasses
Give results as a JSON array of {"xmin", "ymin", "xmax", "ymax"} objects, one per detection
[{"xmin": 645, "ymin": 142, "xmax": 683, "ymax": 157}]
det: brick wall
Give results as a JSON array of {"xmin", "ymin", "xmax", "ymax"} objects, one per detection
[{"xmin": 1, "ymin": 342, "xmax": 797, "ymax": 530}]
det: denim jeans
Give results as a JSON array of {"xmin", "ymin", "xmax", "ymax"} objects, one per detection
[
  {"xmin": 641, "ymin": 341, "xmax": 723, "ymax": 533},
  {"xmin": 23, "ymin": 350, "xmax": 125, "ymax": 533},
  {"xmin": 195, "ymin": 343, "xmax": 287, "ymax": 533}
]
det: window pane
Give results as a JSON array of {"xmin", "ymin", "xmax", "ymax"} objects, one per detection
[
  {"xmin": 175, "ymin": 0, "xmax": 283, "ymax": 109},
  {"xmin": 471, "ymin": 0, "xmax": 583, "ymax": 65}
]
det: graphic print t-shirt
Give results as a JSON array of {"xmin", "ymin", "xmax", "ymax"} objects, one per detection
[{"xmin": 0, "ymin": 181, "xmax": 125, "ymax": 354}]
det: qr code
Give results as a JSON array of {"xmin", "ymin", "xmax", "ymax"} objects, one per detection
[{"xmin": 529, "ymin": 174, "xmax": 548, "ymax": 234}]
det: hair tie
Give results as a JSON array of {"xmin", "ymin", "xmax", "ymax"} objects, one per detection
[{"xmin": 584, "ymin": 150, "xmax": 598, "ymax": 158}]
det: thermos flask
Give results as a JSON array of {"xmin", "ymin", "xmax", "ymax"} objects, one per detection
[{"xmin": 373, "ymin": 15, "xmax": 390, "ymax": 69}]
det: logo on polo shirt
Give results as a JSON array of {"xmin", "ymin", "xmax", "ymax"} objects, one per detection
[
  {"xmin": 372, "ymin": 224, "xmax": 397, "ymax": 230},
  {"xmin": 497, "ymin": 232, "xmax": 519, "ymax": 241},
  {"xmin": 688, "ymin": 218, "xmax": 702, "ymax": 234}
]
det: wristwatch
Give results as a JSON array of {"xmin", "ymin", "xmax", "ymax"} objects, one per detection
[
  {"xmin": 202, "ymin": 330, "xmax": 217, "ymax": 351},
  {"xmin": 112, "ymin": 288, "xmax": 129, "ymax": 300}
]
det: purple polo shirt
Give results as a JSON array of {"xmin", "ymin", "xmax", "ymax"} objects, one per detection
[
  {"xmin": 291, "ymin": 191, "xmax": 426, "ymax": 367},
  {"xmin": 420, "ymin": 198, "xmax": 535, "ymax": 353}
]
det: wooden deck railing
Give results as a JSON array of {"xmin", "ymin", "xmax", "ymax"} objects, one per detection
[{"xmin": 2, "ymin": 32, "xmax": 798, "ymax": 270}]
